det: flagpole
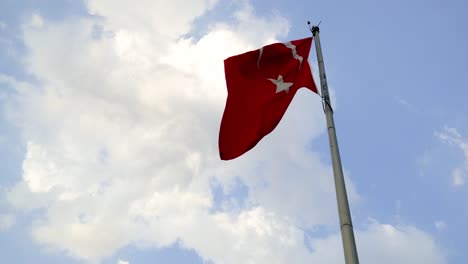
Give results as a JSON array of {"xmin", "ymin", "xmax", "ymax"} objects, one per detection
[{"xmin": 310, "ymin": 24, "xmax": 360, "ymax": 264}]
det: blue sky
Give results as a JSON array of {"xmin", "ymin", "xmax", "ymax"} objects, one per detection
[{"xmin": 1, "ymin": 0, "xmax": 467, "ymax": 263}]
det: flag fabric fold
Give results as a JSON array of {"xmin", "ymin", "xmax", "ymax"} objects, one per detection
[{"xmin": 219, "ymin": 37, "xmax": 318, "ymax": 160}]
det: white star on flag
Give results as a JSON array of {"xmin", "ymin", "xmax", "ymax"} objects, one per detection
[{"xmin": 268, "ymin": 75, "xmax": 293, "ymax": 93}]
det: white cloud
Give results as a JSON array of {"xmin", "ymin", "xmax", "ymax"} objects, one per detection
[
  {"xmin": 436, "ymin": 126, "xmax": 468, "ymax": 187},
  {"xmin": 2, "ymin": 0, "xmax": 446, "ymax": 263},
  {"xmin": 434, "ymin": 220, "xmax": 446, "ymax": 231},
  {"xmin": 117, "ymin": 260, "xmax": 129, "ymax": 264},
  {"xmin": 452, "ymin": 168, "xmax": 465, "ymax": 186},
  {"xmin": 4, "ymin": 2, "xmax": 318, "ymax": 262},
  {"xmin": 309, "ymin": 221, "xmax": 447, "ymax": 264},
  {"xmin": 86, "ymin": 0, "xmax": 218, "ymax": 40},
  {"xmin": 29, "ymin": 12, "xmax": 44, "ymax": 28},
  {"xmin": 0, "ymin": 213, "xmax": 15, "ymax": 231},
  {"xmin": 395, "ymin": 96, "xmax": 414, "ymax": 110}
]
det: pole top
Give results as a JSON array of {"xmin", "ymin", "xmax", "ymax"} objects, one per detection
[
  {"xmin": 307, "ymin": 21, "xmax": 321, "ymax": 35},
  {"xmin": 311, "ymin": 26, "xmax": 319, "ymax": 34}
]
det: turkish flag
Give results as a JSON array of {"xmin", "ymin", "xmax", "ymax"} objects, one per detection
[{"xmin": 219, "ymin": 37, "xmax": 318, "ymax": 160}]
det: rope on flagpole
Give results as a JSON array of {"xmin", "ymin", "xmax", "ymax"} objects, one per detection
[{"xmin": 308, "ymin": 21, "xmax": 334, "ymax": 114}]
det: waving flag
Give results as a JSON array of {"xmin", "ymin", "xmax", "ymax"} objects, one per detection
[{"xmin": 219, "ymin": 37, "xmax": 318, "ymax": 160}]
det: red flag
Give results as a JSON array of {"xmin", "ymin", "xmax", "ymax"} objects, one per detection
[{"xmin": 219, "ymin": 37, "xmax": 318, "ymax": 160}]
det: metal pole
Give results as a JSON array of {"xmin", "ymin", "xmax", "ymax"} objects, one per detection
[{"xmin": 311, "ymin": 25, "xmax": 360, "ymax": 264}]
